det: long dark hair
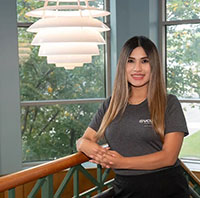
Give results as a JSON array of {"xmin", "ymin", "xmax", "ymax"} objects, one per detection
[{"xmin": 96, "ymin": 36, "xmax": 166, "ymax": 140}]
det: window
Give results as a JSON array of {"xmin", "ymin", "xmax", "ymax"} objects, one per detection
[
  {"xmin": 17, "ymin": 0, "xmax": 110, "ymax": 162},
  {"xmin": 160, "ymin": 0, "xmax": 200, "ymax": 164}
]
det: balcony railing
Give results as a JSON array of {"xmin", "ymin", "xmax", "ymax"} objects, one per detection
[
  {"xmin": 0, "ymin": 152, "xmax": 199, "ymax": 198},
  {"xmin": 0, "ymin": 152, "xmax": 114, "ymax": 197}
]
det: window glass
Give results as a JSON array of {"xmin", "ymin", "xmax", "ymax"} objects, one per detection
[
  {"xmin": 17, "ymin": 0, "xmax": 44, "ymax": 23},
  {"xmin": 166, "ymin": 0, "xmax": 200, "ymax": 21},
  {"xmin": 166, "ymin": 24, "xmax": 200, "ymax": 98},
  {"xmin": 17, "ymin": 0, "xmax": 104, "ymax": 23},
  {"xmin": 17, "ymin": 0, "xmax": 108, "ymax": 162},
  {"xmin": 22, "ymin": 103, "xmax": 101, "ymax": 162},
  {"xmin": 18, "ymin": 28, "xmax": 105, "ymax": 101},
  {"xmin": 180, "ymin": 103, "xmax": 200, "ymax": 159},
  {"xmin": 165, "ymin": 1, "xmax": 200, "ymax": 162}
]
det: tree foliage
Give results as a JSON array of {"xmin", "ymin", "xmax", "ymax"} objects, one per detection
[
  {"xmin": 166, "ymin": 1, "xmax": 200, "ymax": 159},
  {"xmin": 17, "ymin": 0, "xmax": 105, "ymax": 161},
  {"xmin": 166, "ymin": 0, "xmax": 200, "ymax": 21},
  {"xmin": 166, "ymin": 1, "xmax": 200, "ymax": 98}
]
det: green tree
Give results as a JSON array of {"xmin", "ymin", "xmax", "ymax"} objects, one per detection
[
  {"xmin": 166, "ymin": 0, "xmax": 200, "ymax": 21},
  {"xmin": 17, "ymin": 0, "xmax": 106, "ymax": 161},
  {"xmin": 166, "ymin": 0, "xmax": 200, "ymax": 158},
  {"xmin": 166, "ymin": 0, "xmax": 200, "ymax": 98},
  {"xmin": 167, "ymin": 24, "xmax": 200, "ymax": 98}
]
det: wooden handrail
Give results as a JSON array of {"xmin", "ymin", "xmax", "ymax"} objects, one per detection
[
  {"xmin": 180, "ymin": 161, "xmax": 200, "ymax": 186},
  {"xmin": 0, "ymin": 152, "xmax": 199, "ymax": 194},
  {"xmin": 0, "ymin": 152, "xmax": 89, "ymax": 192}
]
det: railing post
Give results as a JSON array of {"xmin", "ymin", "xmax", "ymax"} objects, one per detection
[
  {"xmin": 28, "ymin": 177, "xmax": 46, "ymax": 198},
  {"xmin": 54, "ymin": 167, "xmax": 76, "ymax": 198},
  {"xmin": 8, "ymin": 188, "xmax": 15, "ymax": 198},
  {"xmin": 73, "ymin": 166, "xmax": 79, "ymax": 198},
  {"xmin": 41, "ymin": 174, "xmax": 53, "ymax": 198},
  {"xmin": 194, "ymin": 183, "xmax": 200, "ymax": 195},
  {"xmin": 97, "ymin": 164, "xmax": 103, "ymax": 193}
]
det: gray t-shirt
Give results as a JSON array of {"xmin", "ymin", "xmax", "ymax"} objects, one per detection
[{"xmin": 89, "ymin": 94, "xmax": 188, "ymax": 175}]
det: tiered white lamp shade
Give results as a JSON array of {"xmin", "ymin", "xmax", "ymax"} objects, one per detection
[
  {"xmin": 26, "ymin": 4, "xmax": 110, "ymax": 18},
  {"xmin": 38, "ymin": 43, "xmax": 100, "ymax": 56},
  {"xmin": 27, "ymin": 16, "xmax": 110, "ymax": 32},
  {"xmin": 56, "ymin": 63, "xmax": 84, "ymax": 70},
  {"xmin": 47, "ymin": 55, "xmax": 92, "ymax": 63},
  {"xmin": 31, "ymin": 29, "xmax": 106, "ymax": 45},
  {"xmin": 26, "ymin": 0, "xmax": 110, "ymax": 69}
]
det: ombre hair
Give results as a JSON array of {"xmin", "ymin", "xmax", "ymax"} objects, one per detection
[{"xmin": 96, "ymin": 36, "xmax": 167, "ymax": 140}]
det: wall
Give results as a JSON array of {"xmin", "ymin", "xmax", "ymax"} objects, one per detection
[
  {"xmin": 109, "ymin": 0, "xmax": 159, "ymax": 87},
  {"xmin": 0, "ymin": 0, "xmax": 22, "ymax": 174}
]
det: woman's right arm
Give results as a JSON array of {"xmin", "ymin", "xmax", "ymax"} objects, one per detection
[{"xmin": 76, "ymin": 127, "xmax": 107, "ymax": 161}]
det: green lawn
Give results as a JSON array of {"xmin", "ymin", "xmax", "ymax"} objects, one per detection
[{"xmin": 179, "ymin": 130, "xmax": 200, "ymax": 158}]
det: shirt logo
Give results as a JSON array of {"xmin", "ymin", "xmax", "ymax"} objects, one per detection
[{"xmin": 139, "ymin": 119, "xmax": 152, "ymax": 127}]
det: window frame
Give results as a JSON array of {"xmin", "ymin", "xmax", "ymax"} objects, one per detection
[
  {"xmin": 17, "ymin": 0, "xmax": 111, "ymax": 165},
  {"xmin": 159, "ymin": 0, "xmax": 200, "ymax": 102},
  {"xmin": 159, "ymin": 0, "xmax": 200, "ymax": 171},
  {"xmin": 18, "ymin": 0, "xmax": 111, "ymax": 108}
]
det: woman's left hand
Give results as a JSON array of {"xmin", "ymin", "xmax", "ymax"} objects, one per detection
[
  {"xmin": 89, "ymin": 149, "xmax": 125, "ymax": 169},
  {"xmin": 101, "ymin": 150, "xmax": 125, "ymax": 169}
]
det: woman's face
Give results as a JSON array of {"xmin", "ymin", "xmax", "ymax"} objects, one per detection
[{"xmin": 126, "ymin": 46, "xmax": 151, "ymax": 89}]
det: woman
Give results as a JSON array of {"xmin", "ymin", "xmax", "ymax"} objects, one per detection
[{"xmin": 76, "ymin": 36, "xmax": 189, "ymax": 198}]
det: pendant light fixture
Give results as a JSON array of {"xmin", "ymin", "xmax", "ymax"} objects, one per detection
[{"xmin": 26, "ymin": 0, "xmax": 110, "ymax": 69}]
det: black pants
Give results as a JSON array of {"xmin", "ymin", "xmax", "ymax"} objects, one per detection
[{"xmin": 112, "ymin": 166, "xmax": 189, "ymax": 198}]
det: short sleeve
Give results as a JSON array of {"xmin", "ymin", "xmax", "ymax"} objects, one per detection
[
  {"xmin": 89, "ymin": 97, "xmax": 111, "ymax": 132},
  {"xmin": 165, "ymin": 94, "xmax": 189, "ymax": 136}
]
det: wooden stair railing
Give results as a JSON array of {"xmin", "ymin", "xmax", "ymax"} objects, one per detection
[
  {"xmin": 0, "ymin": 152, "xmax": 199, "ymax": 197},
  {"xmin": 181, "ymin": 161, "xmax": 200, "ymax": 186},
  {"xmin": 180, "ymin": 161, "xmax": 200, "ymax": 197},
  {"xmin": 0, "ymin": 152, "xmax": 89, "ymax": 193}
]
